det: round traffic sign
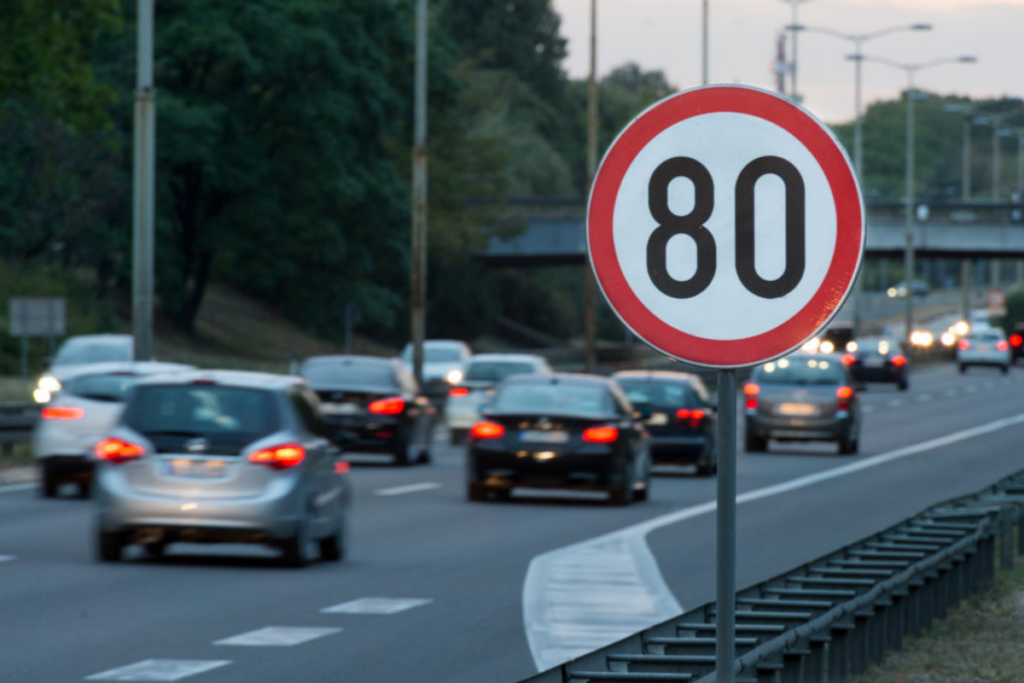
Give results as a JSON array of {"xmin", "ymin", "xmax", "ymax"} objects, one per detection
[{"xmin": 588, "ymin": 85, "xmax": 864, "ymax": 368}]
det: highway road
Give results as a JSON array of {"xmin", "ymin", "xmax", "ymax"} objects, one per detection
[{"xmin": 2, "ymin": 363, "xmax": 1023, "ymax": 683}]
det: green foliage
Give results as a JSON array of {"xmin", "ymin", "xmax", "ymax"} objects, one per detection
[{"xmin": 1000, "ymin": 291, "xmax": 1024, "ymax": 333}]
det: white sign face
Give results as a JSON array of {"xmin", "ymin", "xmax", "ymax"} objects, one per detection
[{"xmin": 588, "ymin": 86, "xmax": 864, "ymax": 368}]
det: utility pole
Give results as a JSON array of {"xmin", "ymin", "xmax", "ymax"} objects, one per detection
[
  {"xmin": 962, "ymin": 117, "xmax": 972, "ymax": 201},
  {"xmin": 584, "ymin": 0, "xmax": 598, "ymax": 373},
  {"xmin": 410, "ymin": 0, "xmax": 429, "ymax": 386},
  {"xmin": 132, "ymin": 0, "xmax": 156, "ymax": 362},
  {"xmin": 904, "ymin": 75, "xmax": 916, "ymax": 349}
]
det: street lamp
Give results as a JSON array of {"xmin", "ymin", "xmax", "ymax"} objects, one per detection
[
  {"xmin": 789, "ymin": 22, "xmax": 930, "ymax": 334},
  {"xmin": 852, "ymin": 54, "xmax": 977, "ymax": 349},
  {"xmin": 781, "ymin": 0, "xmax": 815, "ymax": 102}
]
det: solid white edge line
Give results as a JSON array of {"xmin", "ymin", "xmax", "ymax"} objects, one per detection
[
  {"xmin": 523, "ymin": 410, "xmax": 1024, "ymax": 671},
  {"xmin": 374, "ymin": 482, "xmax": 442, "ymax": 497}
]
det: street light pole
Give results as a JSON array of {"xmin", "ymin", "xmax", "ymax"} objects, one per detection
[
  {"xmin": 584, "ymin": 0, "xmax": 598, "ymax": 373},
  {"xmin": 993, "ymin": 124, "xmax": 1001, "ymax": 201},
  {"xmin": 132, "ymin": 0, "xmax": 156, "ymax": 362},
  {"xmin": 410, "ymin": 0, "xmax": 429, "ymax": 387},
  {"xmin": 963, "ymin": 117, "xmax": 972, "ymax": 201}
]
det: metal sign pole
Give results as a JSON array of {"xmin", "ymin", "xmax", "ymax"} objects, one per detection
[{"xmin": 715, "ymin": 368, "xmax": 737, "ymax": 682}]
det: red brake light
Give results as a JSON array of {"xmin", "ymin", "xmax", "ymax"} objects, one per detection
[
  {"xmin": 449, "ymin": 387, "xmax": 470, "ymax": 397},
  {"xmin": 836, "ymin": 385, "xmax": 853, "ymax": 411},
  {"xmin": 744, "ymin": 383, "xmax": 759, "ymax": 410},
  {"xmin": 249, "ymin": 443, "xmax": 305, "ymax": 469},
  {"xmin": 368, "ymin": 397, "xmax": 405, "ymax": 415},
  {"xmin": 471, "ymin": 421, "xmax": 505, "ymax": 439},
  {"xmin": 676, "ymin": 408, "xmax": 705, "ymax": 427},
  {"xmin": 1011, "ymin": 334, "xmax": 1023, "ymax": 347},
  {"xmin": 95, "ymin": 438, "xmax": 145, "ymax": 463},
  {"xmin": 42, "ymin": 406, "xmax": 84, "ymax": 420},
  {"xmin": 582, "ymin": 426, "xmax": 618, "ymax": 443},
  {"xmin": 334, "ymin": 461, "xmax": 350, "ymax": 474},
  {"xmin": 958, "ymin": 339, "xmax": 970, "ymax": 350},
  {"xmin": 997, "ymin": 340, "xmax": 1009, "ymax": 352},
  {"xmin": 891, "ymin": 355, "xmax": 907, "ymax": 367},
  {"xmin": 841, "ymin": 353, "xmax": 855, "ymax": 366}
]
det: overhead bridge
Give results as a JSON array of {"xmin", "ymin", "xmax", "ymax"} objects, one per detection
[{"xmin": 476, "ymin": 202, "xmax": 1024, "ymax": 266}]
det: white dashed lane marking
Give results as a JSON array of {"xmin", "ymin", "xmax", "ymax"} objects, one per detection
[
  {"xmin": 966, "ymin": 385, "xmax": 978, "ymax": 393},
  {"xmin": 322, "ymin": 597, "xmax": 432, "ymax": 615},
  {"xmin": 0, "ymin": 483, "xmax": 36, "ymax": 494},
  {"xmin": 375, "ymin": 482, "xmax": 441, "ymax": 497},
  {"xmin": 916, "ymin": 393, "xmax": 933, "ymax": 402},
  {"xmin": 215, "ymin": 626, "xmax": 341, "ymax": 647},
  {"xmin": 886, "ymin": 399, "xmax": 903, "ymax": 408},
  {"xmin": 86, "ymin": 660, "xmax": 231, "ymax": 681},
  {"xmin": 0, "ymin": 555, "xmax": 15, "ymax": 563},
  {"xmin": 862, "ymin": 405, "xmax": 875, "ymax": 414},
  {"xmin": 942, "ymin": 388, "xmax": 957, "ymax": 397}
]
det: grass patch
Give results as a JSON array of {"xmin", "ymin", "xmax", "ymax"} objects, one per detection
[{"xmin": 854, "ymin": 540, "xmax": 1024, "ymax": 683}]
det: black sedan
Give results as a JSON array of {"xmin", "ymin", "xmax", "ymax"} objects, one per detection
[
  {"xmin": 843, "ymin": 337, "xmax": 909, "ymax": 390},
  {"xmin": 613, "ymin": 370, "xmax": 717, "ymax": 476},
  {"xmin": 466, "ymin": 373, "xmax": 650, "ymax": 504},
  {"xmin": 300, "ymin": 355, "xmax": 434, "ymax": 465}
]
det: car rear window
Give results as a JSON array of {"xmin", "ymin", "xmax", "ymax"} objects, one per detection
[
  {"xmin": 755, "ymin": 357, "xmax": 844, "ymax": 386},
  {"xmin": 857, "ymin": 338, "xmax": 899, "ymax": 354},
  {"xmin": 64, "ymin": 373, "xmax": 137, "ymax": 402},
  {"xmin": 301, "ymin": 360, "xmax": 397, "ymax": 387},
  {"xmin": 618, "ymin": 380, "xmax": 697, "ymax": 410},
  {"xmin": 494, "ymin": 382, "xmax": 611, "ymax": 416},
  {"xmin": 53, "ymin": 342, "xmax": 132, "ymax": 366},
  {"xmin": 970, "ymin": 331, "xmax": 1003, "ymax": 341},
  {"xmin": 465, "ymin": 361, "xmax": 537, "ymax": 382},
  {"xmin": 122, "ymin": 385, "xmax": 280, "ymax": 455}
]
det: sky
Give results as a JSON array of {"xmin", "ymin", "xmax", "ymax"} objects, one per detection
[{"xmin": 551, "ymin": 0, "xmax": 1024, "ymax": 124}]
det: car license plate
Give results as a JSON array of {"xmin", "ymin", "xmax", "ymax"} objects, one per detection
[
  {"xmin": 777, "ymin": 403, "xmax": 817, "ymax": 417},
  {"xmin": 520, "ymin": 430, "xmax": 569, "ymax": 444},
  {"xmin": 978, "ymin": 344, "xmax": 991, "ymax": 352},
  {"xmin": 648, "ymin": 412, "xmax": 668, "ymax": 426},
  {"xmin": 165, "ymin": 459, "xmax": 225, "ymax": 478},
  {"xmin": 321, "ymin": 402, "xmax": 362, "ymax": 415},
  {"xmin": 864, "ymin": 357, "xmax": 884, "ymax": 368}
]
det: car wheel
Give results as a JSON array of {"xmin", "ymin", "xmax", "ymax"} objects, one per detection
[
  {"xmin": 97, "ymin": 529, "xmax": 124, "ymax": 563},
  {"xmin": 449, "ymin": 429, "xmax": 467, "ymax": 446},
  {"xmin": 839, "ymin": 434, "xmax": 859, "ymax": 455},
  {"xmin": 1002, "ymin": 365, "xmax": 1010, "ymax": 375},
  {"xmin": 467, "ymin": 482, "xmax": 488, "ymax": 502},
  {"xmin": 143, "ymin": 542, "xmax": 166, "ymax": 559},
  {"xmin": 745, "ymin": 434, "xmax": 768, "ymax": 453},
  {"xmin": 898, "ymin": 379, "xmax": 909, "ymax": 391},
  {"xmin": 608, "ymin": 464, "xmax": 633, "ymax": 506},
  {"xmin": 958, "ymin": 364, "xmax": 967, "ymax": 374},
  {"xmin": 417, "ymin": 448, "xmax": 432, "ymax": 465},
  {"xmin": 77, "ymin": 480, "xmax": 91, "ymax": 499},
  {"xmin": 40, "ymin": 465, "xmax": 59, "ymax": 498},
  {"xmin": 393, "ymin": 439, "xmax": 414, "ymax": 466},
  {"xmin": 319, "ymin": 515, "xmax": 347, "ymax": 562},
  {"xmin": 633, "ymin": 461, "xmax": 651, "ymax": 502},
  {"xmin": 281, "ymin": 512, "xmax": 314, "ymax": 568}
]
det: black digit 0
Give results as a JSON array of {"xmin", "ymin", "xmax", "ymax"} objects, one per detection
[
  {"xmin": 734, "ymin": 156, "xmax": 806, "ymax": 299},
  {"xmin": 646, "ymin": 157, "xmax": 716, "ymax": 299}
]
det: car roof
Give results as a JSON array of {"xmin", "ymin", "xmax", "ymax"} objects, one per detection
[
  {"xmin": 302, "ymin": 355, "xmax": 397, "ymax": 367},
  {"xmin": 60, "ymin": 361, "xmax": 194, "ymax": 380},
  {"xmin": 467, "ymin": 353, "xmax": 546, "ymax": 364},
  {"xmin": 134, "ymin": 369, "xmax": 304, "ymax": 390},
  {"xmin": 612, "ymin": 369, "xmax": 702, "ymax": 383},
  {"xmin": 61, "ymin": 334, "xmax": 133, "ymax": 346},
  {"xmin": 502, "ymin": 371, "xmax": 613, "ymax": 387}
]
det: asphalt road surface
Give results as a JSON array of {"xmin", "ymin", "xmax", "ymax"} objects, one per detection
[{"xmin": 2, "ymin": 363, "xmax": 1023, "ymax": 683}]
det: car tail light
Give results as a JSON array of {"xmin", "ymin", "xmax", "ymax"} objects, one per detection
[
  {"xmin": 471, "ymin": 421, "xmax": 505, "ymax": 439},
  {"xmin": 249, "ymin": 443, "xmax": 305, "ymax": 469},
  {"xmin": 95, "ymin": 438, "xmax": 145, "ymax": 463},
  {"xmin": 958, "ymin": 339, "xmax": 970, "ymax": 350},
  {"xmin": 836, "ymin": 385, "xmax": 854, "ymax": 411},
  {"xmin": 676, "ymin": 408, "xmax": 706, "ymax": 427},
  {"xmin": 743, "ymin": 383, "xmax": 760, "ymax": 410},
  {"xmin": 891, "ymin": 355, "xmax": 907, "ymax": 367},
  {"xmin": 841, "ymin": 353, "xmax": 855, "ymax": 365},
  {"xmin": 42, "ymin": 406, "xmax": 84, "ymax": 420},
  {"xmin": 368, "ymin": 397, "xmax": 405, "ymax": 415},
  {"xmin": 582, "ymin": 426, "xmax": 618, "ymax": 443},
  {"xmin": 997, "ymin": 340, "xmax": 1009, "ymax": 352},
  {"xmin": 1011, "ymin": 334, "xmax": 1023, "ymax": 348},
  {"xmin": 449, "ymin": 387, "xmax": 470, "ymax": 397}
]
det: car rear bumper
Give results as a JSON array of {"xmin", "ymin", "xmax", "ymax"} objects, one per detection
[
  {"xmin": 97, "ymin": 470, "xmax": 304, "ymax": 541},
  {"xmin": 851, "ymin": 366, "xmax": 906, "ymax": 383},
  {"xmin": 469, "ymin": 448, "xmax": 624, "ymax": 489},
  {"xmin": 649, "ymin": 435, "xmax": 707, "ymax": 463},
  {"xmin": 958, "ymin": 352, "xmax": 1010, "ymax": 365},
  {"xmin": 746, "ymin": 414, "xmax": 851, "ymax": 441},
  {"xmin": 323, "ymin": 415, "xmax": 403, "ymax": 452},
  {"xmin": 40, "ymin": 454, "xmax": 94, "ymax": 482}
]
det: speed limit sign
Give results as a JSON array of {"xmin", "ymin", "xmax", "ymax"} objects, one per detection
[{"xmin": 588, "ymin": 85, "xmax": 864, "ymax": 368}]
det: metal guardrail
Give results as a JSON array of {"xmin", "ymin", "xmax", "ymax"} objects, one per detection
[
  {"xmin": 0, "ymin": 401, "xmax": 39, "ymax": 451},
  {"xmin": 522, "ymin": 469, "xmax": 1024, "ymax": 683}
]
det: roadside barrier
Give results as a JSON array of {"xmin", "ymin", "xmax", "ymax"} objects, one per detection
[{"xmin": 522, "ymin": 469, "xmax": 1024, "ymax": 683}]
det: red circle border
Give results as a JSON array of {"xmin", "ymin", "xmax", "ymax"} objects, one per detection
[{"xmin": 588, "ymin": 85, "xmax": 864, "ymax": 368}]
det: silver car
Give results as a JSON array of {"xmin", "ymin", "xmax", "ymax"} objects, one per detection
[
  {"xmin": 34, "ymin": 334, "xmax": 135, "ymax": 404},
  {"xmin": 95, "ymin": 370, "xmax": 351, "ymax": 567},
  {"xmin": 33, "ymin": 361, "xmax": 193, "ymax": 498}
]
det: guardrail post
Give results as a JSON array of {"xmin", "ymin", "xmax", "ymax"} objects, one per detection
[
  {"xmin": 888, "ymin": 594, "xmax": 904, "ymax": 651},
  {"xmin": 1017, "ymin": 505, "xmax": 1024, "ymax": 557},
  {"xmin": 828, "ymin": 627, "xmax": 850, "ymax": 683},
  {"xmin": 919, "ymin": 575, "xmax": 934, "ymax": 632},
  {"xmin": 871, "ymin": 606, "xmax": 887, "ymax": 665},
  {"xmin": 906, "ymin": 583, "xmax": 920, "ymax": 637},
  {"xmin": 947, "ymin": 557, "xmax": 961, "ymax": 609},
  {"xmin": 850, "ymin": 613, "xmax": 869, "ymax": 674},
  {"xmin": 934, "ymin": 567, "xmax": 948, "ymax": 620},
  {"xmin": 1001, "ymin": 510, "xmax": 1014, "ymax": 571},
  {"xmin": 805, "ymin": 639, "xmax": 825, "ymax": 682},
  {"xmin": 781, "ymin": 652, "xmax": 802, "ymax": 683}
]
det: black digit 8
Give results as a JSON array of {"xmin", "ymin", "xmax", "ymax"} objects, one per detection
[
  {"xmin": 734, "ymin": 156, "xmax": 806, "ymax": 299},
  {"xmin": 646, "ymin": 157, "xmax": 716, "ymax": 299}
]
